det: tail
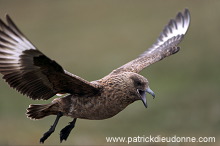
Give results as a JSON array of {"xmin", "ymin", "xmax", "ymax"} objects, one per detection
[{"xmin": 26, "ymin": 103, "xmax": 59, "ymax": 120}]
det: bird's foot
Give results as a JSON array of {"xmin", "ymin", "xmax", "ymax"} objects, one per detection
[
  {"xmin": 39, "ymin": 112, "xmax": 63, "ymax": 144},
  {"xmin": 40, "ymin": 126, "xmax": 55, "ymax": 143},
  {"xmin": 60, "ymin": 118, "xmax": 77, "ymax": 143}
]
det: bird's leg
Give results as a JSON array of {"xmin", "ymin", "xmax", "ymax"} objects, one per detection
[
  {"xmin": 60, "ymin": 118, "xmax": 77, "ymax": 143},
  {"xmin": 40, "ymin": 112, "xmax": 63, "ymax": 143}
]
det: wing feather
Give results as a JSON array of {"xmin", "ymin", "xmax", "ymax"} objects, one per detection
[
  {"xmin": 110, "ymin": 9, "xmax": 190, "ymax": 75},
  {"xmin": 0, "ymin": 15, "xmax": 100, "ymax": 100}
]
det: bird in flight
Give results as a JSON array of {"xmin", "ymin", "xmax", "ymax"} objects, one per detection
[{"xmin": 0, "ymin": 9, "xmax": 190, "ymax": 143}]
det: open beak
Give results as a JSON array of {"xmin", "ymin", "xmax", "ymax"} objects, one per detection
[{"xmin": 139, "ymin": 87, "xmax": 155, "ymax": 108}]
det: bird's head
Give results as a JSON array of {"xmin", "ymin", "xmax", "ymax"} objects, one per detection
[
  {"xmin": 128, "ymin": 73, "xmax": 155, "ymax": 108},
  {"xmin": 101, "ymin": 72, "xmax": 155, "ymax": 108}
]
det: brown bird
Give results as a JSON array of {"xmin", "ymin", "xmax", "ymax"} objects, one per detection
[{"xmin": 0, "ymin": 9, "xmax": 190, "ymax": 143}]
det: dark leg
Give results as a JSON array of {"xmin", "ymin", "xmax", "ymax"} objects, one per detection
[
  {"xmin": 60, "ymin": 118, "xmax": 77, "ymax": 143},
  {"xmin": 40, "ymin": 112, "xmax": 63, "ymax": 143}
]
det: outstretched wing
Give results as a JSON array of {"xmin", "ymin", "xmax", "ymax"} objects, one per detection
[
  {"xmin": 110, "ymin": 9, "xmax": 190, "ymax": 75},
  {"xmin": 0, "ymin": 15, "xmax": 100, "ymax": 100}
]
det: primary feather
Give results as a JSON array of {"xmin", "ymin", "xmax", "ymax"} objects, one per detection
[
  {"xmin": 110, "ymin": 9, "xmax": 190, "ymax": 74},
  {"xmin": 146, "ymin": 9, "xmax": 190, "ymax": 54},
  {"xmin": 0, "ymin": 15, "xmax": 100, "ymax": 100}
]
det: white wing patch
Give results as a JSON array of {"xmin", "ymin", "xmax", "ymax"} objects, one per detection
[
  {"xmin": 146, "ymin": 9, "xmax": 190, "ymax": 54},
  {"xmin": 0, "ymin": 15, "xmax": 37, "ymax": 74},
  {"xmin": 0, "ymin": 15, "xmax": 36, "ymax": 54}
]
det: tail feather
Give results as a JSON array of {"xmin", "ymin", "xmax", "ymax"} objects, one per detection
[{"xmin": 26, "ymin": 103, "xmax": 59, "ymax": 120}]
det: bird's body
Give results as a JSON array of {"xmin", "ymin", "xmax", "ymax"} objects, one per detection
[
  {"xmin": 0, "ymin": 9, "xmax": 190, "ymax": 143},
  {"xmin": 28, "ymin": 72, "xmax": 148, "ymax": 120},
  {"xmin": 66, "ymin": 73, "xmax": 137, "ymax": 120}
]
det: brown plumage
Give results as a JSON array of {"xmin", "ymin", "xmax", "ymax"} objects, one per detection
[{"xmin": 0, "ymin": 9, "xmax": 190, "ymax": 143}]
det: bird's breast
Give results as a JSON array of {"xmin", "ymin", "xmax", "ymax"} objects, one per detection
[{"xmin": 61, "ymin": 94, "xmax": 131, "ymax": 120}]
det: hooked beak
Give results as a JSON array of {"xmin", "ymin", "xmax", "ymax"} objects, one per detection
[
  {"xmin": 139, "ymin": 87, "xmax": 155, "ymax": 108},
  {"xmin": 146, "ymin": 88, "xmax": 155, "ymax": 99}
]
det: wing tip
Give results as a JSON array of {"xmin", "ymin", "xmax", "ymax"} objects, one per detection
[
  {"xmin": 183, "ymin": 8, "xmax": 191, "ymax": 27},
  {"xmin": 153, "ymin": 9, "xmax": 190, "ymax": 48},
  {"xmin": 164, "ymin": 8, "xmax": 191, "ymax": 35},
  {"xmin": 141, "ymin": 8, "xmax": 191, "ymax": 56},
  {"xmin": 5, "ymin": 14, "xmax": 10, "ymax": 20},
  {"xmin": 0, "ymin": 14, "xmax": 12, "ymax": 28},
  {"xmin": 5, "ymin": 14, "xmax": 13, "ymax": 26},
  {"xmin": 184, "ymin": 8, "xmax": 190, "ymax": 17},
  {"xmin": 175, "ymin": 8, "xmax": 191, "ymax": 34}
]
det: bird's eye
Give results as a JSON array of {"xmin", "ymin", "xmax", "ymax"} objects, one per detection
[
  {"xmin": 136, "ymin": 81, "xmax": 142, "ymax": 86},
  {"xmin": 137, "ymin": 82, "xmax": 141, "ymax": 86}
]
